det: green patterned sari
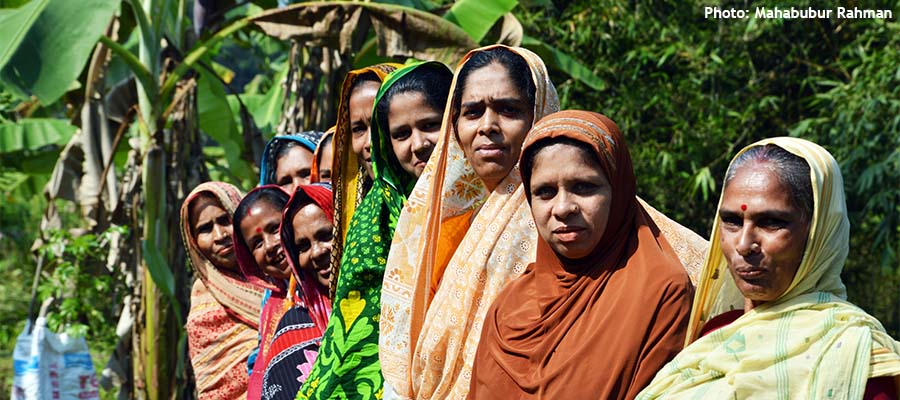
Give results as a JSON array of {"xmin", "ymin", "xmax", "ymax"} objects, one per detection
[{"xmin": 297, "ymin": 62, "xmax": 436, "ymax": 400}]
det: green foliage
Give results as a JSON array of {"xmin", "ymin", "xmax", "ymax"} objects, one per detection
[
  {"xmin": 0, "ymin": 0, "xmax": 120, "ymax": 105},
  {"xmin": 36, "ymin": 226, "xmax": 129, "ymax": 347},
  {"xmin": 444, "ymin": 0, "xmax": 517, "ymax": 42},
  {"xmin": 516, "ymin": 0, "xmax": 899, "ymax": 335}
]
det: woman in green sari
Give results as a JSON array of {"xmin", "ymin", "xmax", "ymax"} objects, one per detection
[{"xmin": 297, "ymin": 61, "xmax": 453, "ymax": 399}]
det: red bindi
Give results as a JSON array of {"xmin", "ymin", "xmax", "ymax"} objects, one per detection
[
  {"xmin": 255, "ymin": 227, "xmax": 263, "ymax": 234},
  {"xmin": 740, "ymin": 204, "xmax": 747, "ymax": 211}
]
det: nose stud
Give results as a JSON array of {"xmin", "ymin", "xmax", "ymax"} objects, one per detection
[{"xmin": 750, "ymin": 243, "xmax": 760, "ymax": 252}]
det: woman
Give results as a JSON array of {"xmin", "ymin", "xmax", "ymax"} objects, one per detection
[
  {"xmin": 311, "ymin": 127, "xmax": 335, "ymax": 183},
  {"xmin": 380, "ymin": 45, "xmax": 557, "ymax": 400},
  {"xmin": 258, "ymin": 184, "xmax": 336, "ymax": 400},
  {"xmin": 296, "ymin": 61, "xmax": 452, "ymax": 400},
  {"xmin": 468, "ymin": 110, "xmax": 694, "ymax": 399},
  {"xmin": 381, "ymin": 45, "xmax": 707, "ymax": 400},
  {"xmin": 181, "ymin": 182, "xmax": 265, "ymax": 399},
  {"xmin": 331, "ymin": 63, "xmax": 401, "ymax": 297},
  {"xmin": 637, "ymin": 138, "xmax": 900, "ymax": 399},
  {"xmin": 260, "ymin": 132, "xmax": 323, "ymax": 194},
  {"xmin": 232, "ymin": 185, "xmax": 293, "ymax": 399}
]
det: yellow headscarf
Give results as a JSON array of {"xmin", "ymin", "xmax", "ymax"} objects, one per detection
[
  {"xmin": 638, "ymin": 137, "xmax": 900, "ymax": 399},
  {"xmin": 330, "ymin": 63, "xmax": 401, "ymax": 297}
]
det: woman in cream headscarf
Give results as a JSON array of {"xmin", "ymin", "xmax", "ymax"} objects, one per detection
[
  {"xmin": 637, "ymin": 137, "xmax": 900, "ymax": 399},
  {"xmin": 381, "ymin": 45, "xmax": 709, "ymax": 400}
]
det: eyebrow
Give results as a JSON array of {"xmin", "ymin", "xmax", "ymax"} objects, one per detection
[
  {"xmin": 719, "ymin": 208, "xmax": 795, "ymax": 220},
  {"xmin": 461, "ymin": 97, "xmax": 525, "ymax": 109}
]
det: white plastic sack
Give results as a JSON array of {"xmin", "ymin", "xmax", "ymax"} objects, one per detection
[{"xmin": 11, "ymin": 317, "xmax": 100, "ymax": 400}]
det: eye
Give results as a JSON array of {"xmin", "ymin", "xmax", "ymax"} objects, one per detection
[
  {"xmin": 462, "ymin": 105, "xmax": 482, "ymax": 118},
  {"xmin": 720, "ymin": 214, "xmax": 742, "ymax": 230},
  {"xmin": 351, "ymin": 123, "xmax": 367, "ymax": 135},
  {"xmin": 300, "ymin": 169, "xmax": 311, "ymax": 178},
  {"xmin": 277, "ymin": 176, "xmax": 291, "ymax": 186},
  {"xmin": 196, "ymin": 222, "xmax": 212, "ymax": 234},
  {"xmin": 296, "ymin": 239, "xmax": 311, "ymax": 253},
  {"xmin": 571, "ymin": 181, "xmax": 599, "ymax": 195},
  {"xmin": 759, "ymin": 217, "xmax": 789, "ymax": 230},
  {"xmin": 320, "ymin": 170, "xmax": 331, "ymax": 180},
  {"xmin": 251, "ymin": 238, "xmax": 263, "ymax": 250},
  {"xmin": 531, "ymin": 185, "xmax": 556, "ymax": 200},
  {"xmin": 315, "ymin": 229, "xmax": 334, "ymax": 242},
  {"xmin": 391, "ymin": 128, "xmax": 411, "ymax": 141}
]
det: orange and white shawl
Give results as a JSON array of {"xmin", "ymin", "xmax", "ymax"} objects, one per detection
[
  {"xmin": 380, "ymin": 45, "xmax": 560, "ymax": 400},
  {"xmin": 181, "ymin": 182, "xmax": 265, "ymax": 399}
]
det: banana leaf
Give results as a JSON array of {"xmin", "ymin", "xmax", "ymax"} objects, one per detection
[{"xmin": 0, "ymin": 118, "xmax": 76, "ymax": 153}]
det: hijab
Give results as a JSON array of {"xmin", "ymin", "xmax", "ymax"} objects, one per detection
[
  {"xmin": 259, "ymin": 132, "xmax": 323, "ymax": 186},
  {"xmin": 469, "ymin": 110, "xmax": 693, "ymax": 399}
]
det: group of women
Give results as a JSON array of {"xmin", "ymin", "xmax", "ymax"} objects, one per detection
[{"xmin": 179, "ymin": 45, "xmax": 900, "ymax": 400}]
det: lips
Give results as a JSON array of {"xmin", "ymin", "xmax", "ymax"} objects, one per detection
[
  {"xmin": 734, "ymin": 264, "xmax": 769, "ymax": 281},
  {"xmin": 215, "ymin": 245, "xmax": 234, "ymax": 257},
  {"xmin": 552, "ymin": 226, "xmax": 585, "ymax": 242},
  {"xmin": 475, "ymin": 143, "xmax": 506, "ymax": 158}
]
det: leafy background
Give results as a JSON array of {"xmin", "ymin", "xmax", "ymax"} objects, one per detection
[{"xmin": 0, "ymin": 0, "xmax": 897, "ymax": 397}]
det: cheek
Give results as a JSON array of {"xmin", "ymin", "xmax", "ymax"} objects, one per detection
[
  {"xmin": 455, "ymin": 123, "xmax": 476, "ymax": 153},
  {"xmin": 391, "ymin": 138, "xmax": 409, "ymax": 161},
  {"xmin": 195, "ymin": 234, "xmax": 213, "ymax": 254}
]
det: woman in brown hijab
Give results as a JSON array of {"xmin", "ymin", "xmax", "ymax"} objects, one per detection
[{"xmin": 469, "ymin": 110, "xmax": 694, "ymax": 399}]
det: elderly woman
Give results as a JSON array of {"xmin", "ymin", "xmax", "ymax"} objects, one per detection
[
  {"xmin": 637, "ymin": 137, "xmax": 900, "ymax": 399},
  {"xmin": 468, "ymin": 111, "xmax": 694, "ymax": 399},
  {"xmin": 381, "ymin": 46, "xmax": 708, "ymax": 400},
  {"xmin": 296, "ymin": 61, "xmax": 452, "ymax": 399},
  {"xmin": 181, "ymin": 182, "xmax": 265, "ymax": 399},
  {"xmin": 257, "ymin": 184, "xmax": 336, "ymax": 400},
  {"xmin": 232, "ymin": 185, "xmax": 293, "ymax": 399},
  {"xmin": 260, "ymin": 132, "xmax": 324, "ymax": 194}
]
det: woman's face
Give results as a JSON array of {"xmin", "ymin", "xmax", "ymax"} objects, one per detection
[
  {"xmin": 456, "ymin": 62, "xmax": 534, "ymax": 191},
  {"xmin": 189, "ymin": 194, "xmax": 238, "ymax": 271},
  {"xmin": 387, "ymin": 91, "xmax": 443, "ymax": 178},
  {"xmin": 529, "ymin": 143, "xmax": 612, "ymax": 260},
  {"xmin": 291, "ymin": 203, "xmax": 334, "ymax": 289},
  {"xmin": 718, "ymin": 164, "xmax": 810, "ymax": 309},
  {"xmin": 239, "ymin": 200, "xmax": 290, "ymax": 280},
  {"xmin": 275, "ymin": 145, "xmax": 314, "ymax": 194},
  {"xmin": 317, "ymin": 139, "xmax": 334, "ymax": 183},
  {"xmin": 349, "ymin": 80, "xmax": 381, "ymax": 180}
]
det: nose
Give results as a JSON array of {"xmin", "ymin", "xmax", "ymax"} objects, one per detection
[
  {"xmin": 411, "ymin": 131, "xmax": 433, "ymax": 159},
  {"xmin": 477, "ymin": 109, "xmax": 500, "ymax": 136},
  {"xmin": 735, "ymin": 225, "xmax": 759, "ymax": 257},
  {"xmin": 551, "ymin": 190, "xmax": 578, "ymax": 220},
  {"xmin": 311, "ymin": 242, "xmax": 332, "ymax": 266},
  {"xmin": 363, "ymin": 129, "xmax": 372, "ymax": 154},
  {"xmin": 263, "ymin": 232, "xmax": 281, "ymax": 258},
  {"xmin": 212, "ymin": 223, "xmax": 230, "ymax": 244}
]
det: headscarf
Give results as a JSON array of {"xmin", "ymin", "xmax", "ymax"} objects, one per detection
[
  {"xmin": 311, "ymin": 126, "xmax": 336, "ymax": 183},
  {"xmin": 469, "ymin": 111, "xmax": 694, "ymax": 399},
  {"xmin": 296, "ymin": 62, "xmax": 433, "ymax": 400},
  {"xmin": 181, "ymin": 182, "xmax": 264, "ymax": 399},
  {"xmin": 258, "ymin": 184, "xmax": 336, "ymax": 399},
  {"xmin": 259, "ymin": 132, "xmax": 323, "ymax": 186},
  {"xmin": 232, "ymin": 184, "xmax": 294, "ymax": 400},
  {"xmin": 637, "ymin": 137, "xmax": 900, "ymax": 400},
  {"xmin": 331, "ymin": 63, "xmax": 402, "ymax": 298},
  {"xmin": 380, "ymin": 45, "xmax": 560, "ymax": 400}
]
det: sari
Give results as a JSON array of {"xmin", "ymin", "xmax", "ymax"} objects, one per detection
[
  {"xmin": 311, "ymin": 126, "xmax": 336, "ymax": 183},
  {"xmin": 259, "ymin": 184, "xmax": 335, "ymax": 400},
  {"xmin": 296, "ymin": 62, "xmax": 427, "ymax": 400},
  {"xmin": 182, "ymin": 182, "xmax": 264, "ymax": 399},
  {"xmin": 331, "ymin": 63, "xmax": 401, "ymax": 298},
  {"xmin": 637, "ymin": 137, "xmax": 900, "ymax": 400},
  {"xmin": 259, "ymin": 132, "xmax": 323, "ymax": 186},
  {"xmin": 234, "ymin": 185, "xmax": 295, "ymax": 400},
  {"xmin": 380, "ymin": 45, "xmax": 707, "ymax": 399},
  {"xmin": 468, "ymin": 110, "xmax": 694, "ymax": 399},
  {"xmin": 380, "ymin": 45, "xmax": 560, "ymax": 400}
]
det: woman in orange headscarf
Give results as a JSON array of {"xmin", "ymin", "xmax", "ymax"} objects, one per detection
[{"xmin": 469, "ymin": 110, "xmax": 694, "ymax": 399}]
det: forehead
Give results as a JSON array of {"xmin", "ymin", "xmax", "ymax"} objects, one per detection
[
  {"xmin": 460, "ymin": 62, "xmax": 522, "ymax": 102},
  {"xmin": 276, "ymin": 146, "xmax": 313, "ymax": 170},
  {"xmin": 530, "ymin": 143, "xmax": 603, "ymax": 180},
  {"xmin": 190, "ymin": 194, "xmax": 224, "ymax": 219},
  {"xmin": 349, "ymin": 81, "xmax": 380, "ymax": 110},
  {"xmin": 722, "ymin": 165, "xmax": 795, "ymax": 209},
  {"xmin": 293, "ymin": 202, "xmax": 328, "ymax": 224}
]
